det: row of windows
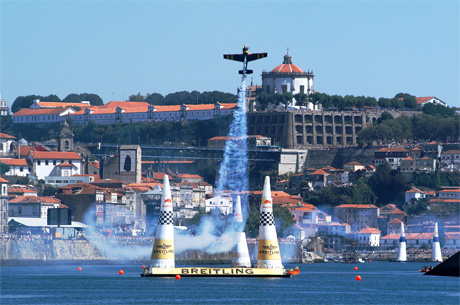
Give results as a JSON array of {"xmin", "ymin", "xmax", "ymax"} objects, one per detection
[
  {"xmin": 13, "ymin": 110, "xmax": 233, "ymax": 123},
  {"xmin": 37, "ymin": 160, "xmax": 73, "ymax": 165}
]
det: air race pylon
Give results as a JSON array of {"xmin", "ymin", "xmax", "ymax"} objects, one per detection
[
  {"xmin": 232, "ymin": 195, "xmax": 251, "ymax": 268},
  {"xmin": 396, "ymin": 223, "xmax": 407, "ymax": 262},
  {"xmin": 432, "ymin": 222, "xmax": 442, "ymax": 262},
  {"xmin": 257, "ymin": 176, "xmax": 283, "ymax": 269},
  {"xmin": 149, "ymin": 175, "xmax": 175, "ymax": 269}
]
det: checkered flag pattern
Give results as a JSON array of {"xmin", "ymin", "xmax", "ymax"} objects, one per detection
[
  {"xmin": 158, "ymin": 211, "xmax": 173, "ymax": 225},
  {"xmin": 260, "ymin": 211, "xmax": 274, "ymax": 226}
]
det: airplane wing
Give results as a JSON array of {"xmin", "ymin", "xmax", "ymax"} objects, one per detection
[
  {"xmin": 223, "ymin": 54, "xmax": 245, "ymax": 62},
  {"xmin": 247, "ymin": 53, "xmax": 267, "ymax": 62}
]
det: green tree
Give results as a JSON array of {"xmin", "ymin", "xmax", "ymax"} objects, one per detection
[
  {"xmin": 12, "ymin": 94, "xmax": 61, "ymax": 113},
  {"xmin": 422, "ymin": 103, "xmax": 455, "ymax": 118},
  {"xmin": 378, "ymin": 98, "xmax": 392, "ymax": 108},
  {"xmin": 0, "ymin": 163, "xmax": 10, "ymax": 175},
  {"xmin": 128, "ymin": 93, "xmax": 145, "ymax": 102},
  {"xmin": 378, "ymin": 111, "xmax": 393, "ymax": 124},
  {"xmin": 145, "ymin": 93, "xmax": 164, "ymax": 105},
  {"xmin": 62, "ymin": 93, "xmax": 104, "ymax": 106},
  {"xmin": 403, "ymin": 96, "xmax": 417, "ymax": 109},
  {"xmin": 294, "ymin": 93, "xmax": 307, "ymax": 107},
  {"xmin": 367, "ymin": 163, "xmax": 409, "ymax": 205}
]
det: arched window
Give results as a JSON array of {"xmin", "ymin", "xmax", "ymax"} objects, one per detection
[{"xmin": 65, "ymin": 140, "xmax": 69, "ymax": 149}]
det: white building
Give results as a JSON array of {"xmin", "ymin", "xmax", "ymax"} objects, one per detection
[
  {"xmin": 0, "ymin": 159, "xmax": 31, "ymax": 177},
  {"xmin": 30, "ymin": 99, "xmax": 91, "ymax": 109},
  {"xmin": 0, "ymin": 133, "xmax": 16, "ymax": 157},
  {"xmin": 0, "ymin": 95, "xmax": 9, "ymax": 116},
  {"xmin": 356, "ymin": 228, "xmax": 381, "ymax": 247},
  {"xmin": 12, "ymin": 101, "xmax": 237, "ymax": 126},
  {"xmin": 27, "ymin": 151, "xmax": 82, "ymax": 180},
  {"xmin": 404, "ymin": 187, "xmax": 426, "ymax": 203},
  {"xmin": 0, "ymin": 177, "xmax": 8, "ymax": 234},
  {"xmin": 262, "ymin": 52, "xmax": 314, "ymax": 97},
  {"xmin": 205, "ymin": 196, "xmax": 232, "ymax": 215},
  {"xmin": 11, "ymin": 107, "xmax": 76, "ymax": 124},
  {"xmin": 415, "ymin": 96, "xmax": 447, "ymax": 110},
  {"xmin": 45, "ymin": 174, "xmax": 95, "ymax": 187}
]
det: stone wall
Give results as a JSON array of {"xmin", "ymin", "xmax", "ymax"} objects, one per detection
[{"xmin": 304, "ymin": 147, "xmax": 380, "ymax": 169}]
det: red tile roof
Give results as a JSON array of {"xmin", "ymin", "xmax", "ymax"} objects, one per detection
[
  {"xmin": 381, "ymin": 233, "xmax": 433, "ymax": 240},
  {"xmin": 415, "ymin": 97, "xmax": 434, "ymax": 104},
  {"xmin": 0, "ymin": 177, "xmax": 8, "ymax": 183},
  {"xmin": 177, "ymin": 174, "xmax": 202, "ymax": 179},
  {"xmin": 310, "ymin": 169, "xmax": 329, "ymax": 175},
  {"xmin": 388, "ymin": 218, "xmax": 403, "ymax": 224},
  {"xmin": 9, "ymin": 195, "xmax": 41, "ymax": 204},
  {"xmin": 336, "ymin": 204, "xmax": 378, "ymax": 209},
  {"xmin": 272, "ymin": 63, "xmax": 304, "ymax": 73},
  {"xmin": 376, "ymin": 147, "xmax": 409, "ymax": 153},
  {"xmin": 40, "ymin": 196, "xmax": 61, "ymax": 203},
  {"xmin": 30, "ymin": 151, "xmax": 80, "ymax": 160},
  {"xmin": 358, "ymin": 228, "xmax": 381, "ymax": 234},
  {"xmin": 439, "ymin": 188, "xmax": 460, "ymax": 193},
  {"xmin": 0, "ymin": 158, "xmax": 28, "ymax": 166},
  {"xmin": 405, "ymin": 187, "xmax": 422, "ymax": 193},
  {"xmin": 38, "ymin": 101, "xmax": 91, "ymax": 108},
  {"xmin": 13, "ymin": 108, "xmax": 73, "ymax": 116},
  {"xmin": 0, "ymin": 133, "xmax": 16, "ymax": 139}
]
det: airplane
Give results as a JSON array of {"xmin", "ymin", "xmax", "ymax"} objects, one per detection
[{"xmin": 223, "ymin": 45, "xmax": 267, "ymax": 75}]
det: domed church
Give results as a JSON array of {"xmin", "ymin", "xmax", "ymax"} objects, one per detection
[{"xmin": 261, "ymin": 51, "xmax": 314, "ymax": 96}]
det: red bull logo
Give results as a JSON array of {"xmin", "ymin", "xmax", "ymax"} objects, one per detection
[
  {"xmin": 164, "ymin": 198, "xmax": 172, "ymax": 203},
  {"xmin": 263, "ymin": 199, "xmax": 271, "ymax": 204}
]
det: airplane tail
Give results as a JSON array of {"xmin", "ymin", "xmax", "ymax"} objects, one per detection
[{"xmin": 239, "ymin": 69, "xmax": 253, "ymax": 75}]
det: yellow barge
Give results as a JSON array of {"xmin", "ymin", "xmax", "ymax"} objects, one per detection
[{"xmin": 141, "ymin": 267, "xmax": 291, "ymax": 278}]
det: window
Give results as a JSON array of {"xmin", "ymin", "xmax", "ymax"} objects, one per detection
[
  {"xmin": 53, "ymin": 160, "xmax": 56, "ymax": 165},
  {"xmin": 20, "ymin": 167, "xmax": 23, "ymax": 172},
  {"xmin": 37, "ymin": 161, "xmax": 41, "ymax": 165},
  {"xmin": 300, "ymin": 85, "xmax": 305, "ymax": 94},
  {"xmin": 45, "ymin": 160, "xmax": 49, "ymax": 165},
  {"xmin": 281, "ymin": 84, "xmax": 287, "ymax": 93}
]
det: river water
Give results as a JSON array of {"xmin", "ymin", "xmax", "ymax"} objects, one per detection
[{"xmin": 1, "ymin": 262, "xmax": 459, "ymax": 304}]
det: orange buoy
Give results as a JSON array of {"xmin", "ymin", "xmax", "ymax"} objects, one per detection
[
  {"xmin": 369, "ymin": 260, "xmax": 372, "ymax": 262},
  {"xmin": 175, "ymin": 274, "xmax": 181, "ymax": 280},
  {"xmin": 356, "ymin": 275, "xmax": 361, "ymax": 281},
  {"xmin": 119, "ymin": 270, "xmax": 124, "ymax": 275},
  {"xmin": 78, "ymin": 267, "xmax": 82, "ymax": 271},
  {"xmin": 419, "ymin": 269, "xmax": 423, "ymax": 272},
  {"xmin": 142, "ymin": 265, "xmax": 145, "ymax": 269},
  {"xmin": 354, "ymin": 267, "xmax": 358, "ymax": 271}
]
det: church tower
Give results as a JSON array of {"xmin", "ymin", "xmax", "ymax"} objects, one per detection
[{"xmin": 58, "ymin": 120, "xmax": 74, "ymax": 152}]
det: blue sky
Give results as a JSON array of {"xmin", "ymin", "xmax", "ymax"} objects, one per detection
[{"xmin": 1, "ymin": 0, "xmax": 458, "ymax": 107}]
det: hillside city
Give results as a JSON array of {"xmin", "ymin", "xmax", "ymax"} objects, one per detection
[{"xmin": 1, "ymin": 52, "xmax": 459, "ymax": 262}]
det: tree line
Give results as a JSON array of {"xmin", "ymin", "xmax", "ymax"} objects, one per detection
[
  {"xmin": 11, "ymin": 94, "xmax": 104, "ymax": 113},
  {"xmin": 256, "ymin": 92, "xmax": 421, "ymax": 111},
  {"xmin": 10, "ymin": 91, "xmax": 237, "ymax": 114},
  {"xmin": 129, "ymin": 91, "xmax": 237, "ymax": 106},
  {"xmin": 358, "ymin": 104, "xmax": 459, "ymax": 145}
]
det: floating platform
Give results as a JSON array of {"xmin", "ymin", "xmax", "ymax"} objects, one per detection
[{"xmin": 141, "ymin": 267, "xmax": 291, "ymax": 278}]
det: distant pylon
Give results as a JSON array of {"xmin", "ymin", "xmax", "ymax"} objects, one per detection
[
  {"xmin": 232, "ymin": 195, "xmax": 251, "ymax": 268},
  {"xmin": 432, "ymin": 222, "xmax": 442, "ymax": 262},
  {"xmin": 396, "ymin": 224, "xmax": 407, "ymax": 262}
]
